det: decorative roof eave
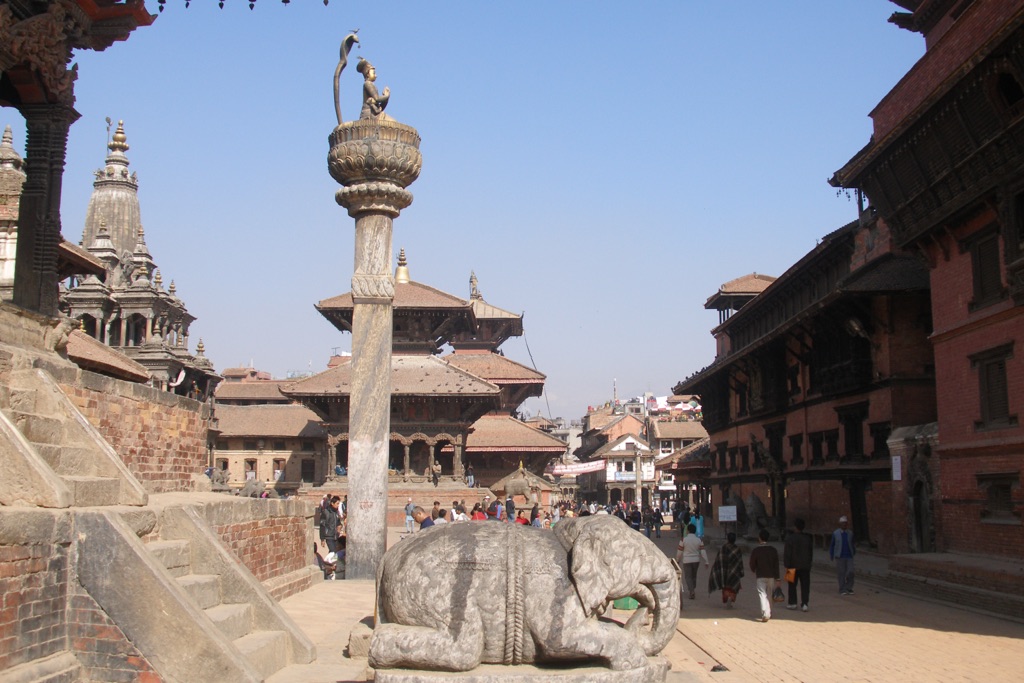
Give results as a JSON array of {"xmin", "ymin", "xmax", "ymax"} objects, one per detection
[
  {"xmin": 708, "ymin": 221, "xmax": 857, "ymax": 338},
  {"xmin": 831, "ymin": 7, "xmax": 1024, "ymax": 189},
  {"xmin": 466, "ymin": 446, "xmax": 567, "ymax": 453},
  {"xmin": 57, "ymin": 240, "xmax": 106, "ymax": 280}
]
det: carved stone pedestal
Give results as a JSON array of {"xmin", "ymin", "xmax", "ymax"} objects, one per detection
[{"xmin": 371, "ymin": 657, "xmax": 670, "ymax": 683}]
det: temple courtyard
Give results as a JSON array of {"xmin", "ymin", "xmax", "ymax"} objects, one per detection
[{"xmin": 267, "ymin": 527, "xmax": 1024, "ymax": 683}]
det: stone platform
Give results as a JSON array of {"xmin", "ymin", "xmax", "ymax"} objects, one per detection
[{"xmin": 372, "ymin": 657, "xmax": 670, "ymax": 683}]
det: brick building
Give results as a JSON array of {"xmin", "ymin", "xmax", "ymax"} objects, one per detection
[
  {"xmin": 674, "ymin": 218, "xmax": 936, "ymax": 552},
  {"xmin": 831, "ymin": 0, "xmax": 1024, "ymax": 559}
]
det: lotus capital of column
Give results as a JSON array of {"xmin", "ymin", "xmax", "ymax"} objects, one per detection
[{"xmin": 328, "ymin": 118, "xmax": 422, "ymax": 218}]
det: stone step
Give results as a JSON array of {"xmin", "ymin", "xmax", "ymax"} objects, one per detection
[
  {"xmin": 234, "ymin": 630, "xmax": 289, "ymax": 680},
  {"xmin": 0, "ymin": 650, "xmax": 82, "ymax": 683},
  {"xmin": 147, "ymin": 539, "xmax": 191, "ymax": 577},
  {"xmin": 205, "ymin": 602, "xmax": 253, "ymax": 641},
  {"xmin": 62, "ymin": 475, "xmax": 121, "ymax": 507},
  {"xmin": 8, "ymin": 411, "xmax": 69, "ymax": 446},
  {"xmin": 7, "ymin": 382, "xmax": 63, "ymax": 416},
  {"xmin": 34, "ymin": 444, "xmax": 100, "ymax": 476},
  {"xmin": 177, "ymin": 574, "xmax": 222, "ymax": 610}
]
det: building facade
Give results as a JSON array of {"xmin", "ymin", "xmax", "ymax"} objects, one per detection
[
  {"xmin": 675, "ymin": 218, "xmax": 937, "ymax": 551},
  {"xmin": 830, "ymin": 0, "xmax": 1024, "ymax": 559}
]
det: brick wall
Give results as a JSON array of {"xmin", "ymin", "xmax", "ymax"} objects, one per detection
[
  {"xmin": 0, "ymin": 542, "xmax": 68, "ymax": 672},
  {"xmin": 68, "ymin": 586, "xmax": 160, "ymax": 683},
  {"xmin": 937, "ymin": 449, "xmax": 1024, "ymax": 558},
  {"xmin": 213, "ymin": 516, "xmax": 308, "ymax": 584},
  {"xmin": 60, "ymin": 370, "xmax": 212, "ymax": 494},
  {"xmin": 870, "ymin": 2, "xmax": 1024, "ymax": 139}
]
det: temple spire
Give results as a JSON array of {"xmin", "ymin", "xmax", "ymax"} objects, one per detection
[
  {"xmin": 395, "ymin": 248, "xmax": 410, "ymax": 284},
  {"xmin": 470, "ymin": 270, "xmax": 482, "ymax": 300}
]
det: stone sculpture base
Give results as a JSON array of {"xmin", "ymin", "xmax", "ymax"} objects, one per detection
[{"xmin": 372, "ymin": 657, "xmax": 669, "ymax": 683}]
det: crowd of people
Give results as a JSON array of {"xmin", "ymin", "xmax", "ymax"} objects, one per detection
[{"xmin": 324, "ymin": 492, "xmax": 856, "ymax": 625}]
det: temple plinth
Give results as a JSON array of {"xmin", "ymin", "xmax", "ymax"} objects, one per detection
[{"xmin": 328, "ymin": 116, "xmax": 421, "ymax": 579}]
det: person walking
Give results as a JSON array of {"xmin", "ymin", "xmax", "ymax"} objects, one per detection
[
  {"xmin": 749, "ymin": 528, "xmax": 781, "ymax": 622},
  {"xmin": 675, "ymin": 523, "xmax": 709, "ymax": 600},
  {"xmin": 830, "ymin": 515, "xmax": 856, "ymax": 595},
  {"xmin": 403, "ymin": 498, "xmax": 415, "ymax": 534},
  {"xmin": 691, "ymin": 509, "xmax": 705, "ymax": 539},
  {"xmin": 708, "ymin": 532, "xmax": 744, "ymax": 608},
  {"xmin": 784, "ymin": 517, "xmax": 814, "ymax": 611},
  {"xmin": 652, "ymin": 506, "xmax": 664, "ymax": 538},
  {"xmin": 318, "ymin": 495, "xmax": 342, "ymax": 579}
]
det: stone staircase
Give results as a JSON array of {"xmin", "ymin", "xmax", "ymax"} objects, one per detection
[
  {"xmin": 76, "ymin": 506, "xmax": 315, "ymax": 682},
  {"xmin": 0, "ymin": 369, "xmax": 146, "ymax": 507},
  {"xmin": 147, "ymin": 535, "xmax": 295, "ymax": 680}
]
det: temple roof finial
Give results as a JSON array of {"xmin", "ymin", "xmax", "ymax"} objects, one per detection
[
  {"xmin": 196, "ymin": 338, "xmax": 206, "ymax": 356},
  {"xmin": 395, "ymin": 248, "xmax": 410, "ymax": 284},
  {"xmin": 109, "ymin": 120, "xmax": 129, "ymax": 153},
  {"xmin": 470, "ymin": 271, "xmax": 482, "ymax": 300},
  {"xmin": 0, "ymin": 125, "xmax": 23, "ymax": 171}
]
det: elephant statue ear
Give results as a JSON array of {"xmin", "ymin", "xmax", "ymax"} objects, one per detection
[{"xmin": 566, "ymin": 523, "xmax": 614, "ymax": 617}]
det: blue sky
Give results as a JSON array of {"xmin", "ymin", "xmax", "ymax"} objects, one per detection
[{"xmin": 6, "ymin": 1, "xmax": 924, "ymax": 421}]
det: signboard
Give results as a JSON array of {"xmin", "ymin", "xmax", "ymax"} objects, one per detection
[
  {"xmin": 718, "ymin": 505, "xmax": 737, "ymax": 522},
  {"xmin": 614, "ymin": 472, "xmax": 637, "ymax": 482},
  {"xmin": 546, "ymin": 460, "xmax": 606, "ymax": 476},
  {"xmin": 891, "ymin": 455, "xmax": 902, "ymax": 481}
]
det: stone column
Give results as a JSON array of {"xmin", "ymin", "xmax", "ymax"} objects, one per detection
[
  {"xmin": 13, "ymin": 104, "xmax": 79, "ymax": 316},
  {"xmin": 329, "ymin": 118, "xmax": 421, "ymax": 579},
  {"xmin": 403, "ymin": 443, "xmax": 411, "ymax": 479}
]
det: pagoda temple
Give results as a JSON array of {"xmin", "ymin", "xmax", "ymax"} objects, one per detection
[{"xmin": 283, "ymin": 252, "xmax": 565, "ymax": 488}]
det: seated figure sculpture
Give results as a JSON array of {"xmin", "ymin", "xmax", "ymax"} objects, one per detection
[
  {"xmin": 369, "ymin": 515, "xmax": 680, "ymax": 672},
  {"xmin": 357, "ymin": 58, "xmax": 390, "ymax": 119}
]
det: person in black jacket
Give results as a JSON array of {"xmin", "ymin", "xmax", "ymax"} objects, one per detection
[
  {"xmin": 749, "ymin": 529, "xmax": 780, "ymax": 622},
  {"xmin": 783, "ymin": 517, "xmax": 814, "ymax": 612},
  {"xmin": 318, "ymin": 496, "xmax": 342, "ymax": 579}
]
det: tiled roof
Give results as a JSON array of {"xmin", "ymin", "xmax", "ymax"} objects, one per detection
[
  {"xmin": 283, "ymin": 355, "xmax": 500, "ymax": 397},
  {"xmin": 470, "ymin": 298, "xmax": 521, "ymax": 320},
  {"xmin": 66, "ymin": 330, "xmax": 149, "ymax": 383},
  {"xmin": 491, "ymin": 467, "xmax": 555, "ymax": 492},
  {"xmin": 444, "ymin": 353, "xmax": 545, "ymax": 384},
  {"xmin": 215, "ymin": 404, "xmax": 326, "ymax": 438},
  {"xmin": 317, "ymin": 280, "xmax": 468, "ymax": 311},
  {"xmin": 592, "ymin": 433, "xmax": 651, "ymax": 458},
  {"xmin": 214, "ymin": 381, "xmax": 289, "ymax": 401},
  {"xmin": 649, "ymin": 420, "xmax": 708, "ymax": 441},
  {"xmin": 717, "ymin": 272, "xmax": 776, "ymax": 294},
  {"xmin": 839, "ymin": 254, "xmax": 929, "ymax": 293},
  {"xmin": 465, "ymin": 415, "xmax": 568, "ymax": 452}
]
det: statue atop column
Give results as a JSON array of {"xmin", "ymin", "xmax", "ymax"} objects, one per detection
[{"xmin": 357, "ymin": 58, "xmax": 390, "ymax": 119}]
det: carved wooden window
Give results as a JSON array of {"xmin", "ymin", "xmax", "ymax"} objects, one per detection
[
  {"xmin": 970, "ymin": 343, "xmax": 1017, "ymax": 430},
  {"xmin": 301, "ymin": 440, "xmax": 315, "ymax": 451},
  {"xmin": 244, "ymin": 460, "xmax": 257, "ymax": 480},
  {"xmin": 215, "ymin": 458, "xmax": 228, "ymax": 471},
  {"xmin": 976, "ymin": 471, "xmax": 1020, "ymax": 522},
  {"xmin": 727, "ymin": 447, "xmax": 737, "ymax": 473},
  {"xmin": 836, "ymin": 403, "xmax": 868, "ymax": 460},
  {"xmin": 736, "ymin": 381, "xmax": 748, "ymax": 418},
  {"xmin": 740, "ymin": 446, "xmax": 750, "ymax": 472},
  {"xmin": 716, "ymin": 442, "xmax": 728, "ymax": 474},
  {"xmin": 273, "ymin": 440, "xmax": 286, "ymax": 451},
  {"xmin": 243, "ymin": 440, "xmax": 258, "ymax": 450},
  {"xmin": 215, "ymin": 440, "xmax": 228, "ymax": 451},
  {"xmin": 963, "ymin": 228, "xmax": 1006, "ymax": 311},
  {"xmin": 809, "ymin": 432, "xmax": 824, "ymax": 465},
  {"xmin": 789, "ymin": 434, "xmax": 804, "ymax": 465},
  {"xmin": 301, "ymin": 459, "xmax": 316, "ymax": 483},
  {"xmin": 824, "ymin": 430, "xmax": 840, "ymax": 461},
  {"xmin": 869, "ymin": 422, "xmax": 891, "ymax": 459}
]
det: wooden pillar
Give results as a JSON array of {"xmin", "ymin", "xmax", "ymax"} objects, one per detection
[{"xmin": 13, "ymin": 104, "xmax": 79, "ymax": 316}]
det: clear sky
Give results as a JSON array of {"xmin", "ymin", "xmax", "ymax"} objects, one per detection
[{"xmin": 6, "ymin": 1, "xmax": 925, "ymax": 422}]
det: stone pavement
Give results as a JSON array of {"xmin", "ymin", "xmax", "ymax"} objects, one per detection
[{"xmin": 268, "ymin": 526, "xmax": 1024, "ymax": 683}]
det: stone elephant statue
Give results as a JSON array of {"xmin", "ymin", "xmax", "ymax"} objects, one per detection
[
  {"xmin": 368, "ymin": 515, "xmax": 680, "ymax": 672},
  {"xmin": 502, "ymin": 472, "xmax": 537, "ymax": 503}
]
